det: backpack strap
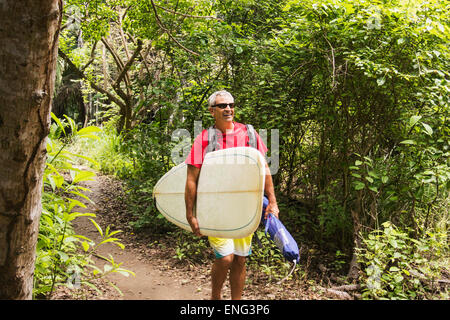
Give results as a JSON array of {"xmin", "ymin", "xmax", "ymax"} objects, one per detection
[
  {"xmin": 206, "ymin": 124, "xmax": 257, "ymax": 154},
  {"xmin": 205, "ymin": 126, "xmax": 220, "ymax": 155},
  {"xmin": 246, "ymin": 124, "xmax": 258, "ymax": 149}
]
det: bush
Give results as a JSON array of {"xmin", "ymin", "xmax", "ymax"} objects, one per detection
[
  {"xmin": 66, "ymin": 124, "xmax": 133, "ymax": 175},
  {"xmin": 248, "ymin": 230, "xmax": 296, "ymax": 283},
  {"xmin": 357, "ymin": 221, "xmax": 448, "ymax": 300},
  {"xmin": 118, "ymin": 122, "xmax": 176, "ymax": 229},
  {"xmin": 35, "ymin": 114, "xmax": 133, "ymax": 299}
]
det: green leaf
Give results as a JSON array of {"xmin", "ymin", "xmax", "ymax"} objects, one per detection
[
  {"xmin": 421, "ymin": 122, "xmax": 433, "ymax": 136},
  {"xmin": 382, "ymin": 176, "xmax": 389, "ymax": 184},
  {"xmin": 46, "ymin": 175, "xmax": 56, "ymax": 191},
  {"xmin": 77, "ymin": 133, "xmax": 100, "ymax": 140},
  {"xmin": 409, "ymin": 115, "xmax": 422, "ymax": 127},
  {"xmin": 89, "ymin": 218, "xmax": 103, "ymax": 237},
  {"xmin": 77, "ymin": 126, "xmax": 102, "ymax": 136},
  {"xmin": 51, "ymin": 112, "xmax": 66, "ymax": 136},
  {"xmin": 73, "ymin": 234, "xmax": 93, "ymax": 243},
  {"xmin": 354, "ymin": 181, "xmax": 365, "ymax": 190},
  {"xmin": 98, "ymin": 238, "xmax": 124, "ymax": 249},
  {"xmin": 368, "ymin": 171, "xmax": 379, "ymax": 179},
  {"xmin": 355, "ymin": 160, "xmax": 363, "ymax": 166},
  {"xmin": 282, "ymin": 3, "xmax": 291, "ymax": 11},
  {"xmin": 54, "ymin": 175, "xmax": 65, "ymax": 189},
  {"xmin": 67, "ymin": 212, "xmax": 96, "ymax": 222},
  {"xmin": 107, "ymin": 230, "xmax": 122, "ymax": 237},
  {"xmin": 393, "ymin": 274, "xmax": 404, "ymax": 282},
  {"xmin": 82, "ymin": 241, "xmax": 90, "ymax": 252},
  {"xmin": 389, "ymin": 267, "xmax": 400, "ymax": 272},
  {"xmin": 115, "ymin": 269, "xmax": 133, "ymax": 277},
  {"xmin": 400, "ymin": 140, "xmax": 416, "ymax": 145},
  {"xmin": 73, "ymin": 171, "xmax": 96, "ymax": 184},
  {"xmin": 104, "ymin": 264, "xmax": 113, "ymax": 272},
  {"xmin": 377, "ymin": 78, "xmax": 385, "ymax": 86},
  {"xmin": 236, "ymin": 46, "xmax": 243, "ymax": 54},
  {"xmin": 83, "ymin": 281, "xmax": 103, "ymax": 295},
  {"xmin": 389, "ymin": 239, "xmax": 398, "ymax": 248},
  {"xmin": 58, "ymin": 251, "xmax": 69, "ymax": 262},
  {"xmin": 63, "ymin": 115, "xmax": 77, "ymax": 135},
  {"xmin": 67, "ymin": 198, "xmax": 87, "ymax": 211},
  {"xmin": 65, "ymin": 152, "xmax": 100, "ymax": 167},
  {"xmin": 365, "ymin": 176, "xmax": 374, "ymax": 183},
  {"xmin": 69, "ymin": 191, "xmax": 94, "ymax": 205}
]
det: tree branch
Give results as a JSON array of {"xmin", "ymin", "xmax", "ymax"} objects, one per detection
[
  {"xmin": 101, "ymin": 36, "xmax": 132, "ymax": 88},
  {"xmin": 58, "ymin": 49, "xmax": 126, "ymax": 110},
  {"xmin": 118, "ymin": 9, "xmax": 131, "ymax": 60},
  {"xmin": 81, "ymin": 41, "xmax": 98, "ymax": 72},
  {"xmin": 113, "ymin": 39, "xmax": 143, "ymax": 89},
  {"xmin": 149, "ymin": 0, "xmax": 199, "ymax": 56},
  {"xmin": 101, "ymin": 37, "xmax": 126, "ymax": 72},
  {"xmin": 323, "ymin": 34, "xmax": 336, "ymax": 90},
  {"xmin": 154, "ymin": 3, "xmax": 224, "ymax": 22}
]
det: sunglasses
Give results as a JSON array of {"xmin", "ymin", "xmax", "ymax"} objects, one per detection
[{"xmin": 213, "ymin": 103, "xmax": 235, "ymax": 109}]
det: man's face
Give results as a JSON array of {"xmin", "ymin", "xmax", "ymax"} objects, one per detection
[{"xmin": 209, "ymin": 94, "xmax": 234, "ymax": 125}]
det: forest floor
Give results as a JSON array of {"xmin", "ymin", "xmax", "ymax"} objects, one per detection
[{"xmin": 52, "ymin": 172, "xmax": 352, "ymax": 300}]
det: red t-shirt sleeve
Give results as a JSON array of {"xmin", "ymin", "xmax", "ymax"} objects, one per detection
[{"xmin": 185, "ymin": 130, "xmax": 208, "ymax": 169}]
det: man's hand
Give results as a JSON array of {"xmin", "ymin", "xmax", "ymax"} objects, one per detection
[
  {"xmin": 264, "ymin": 201, "xmax": 279, "ymax": 219},
  {"xmin": 187, "ymin": 215, "xmax": 203, "ymax": 237},
  {"xmin": 263, "ymin": 162, "xmax": 279, "ymax": 219}
]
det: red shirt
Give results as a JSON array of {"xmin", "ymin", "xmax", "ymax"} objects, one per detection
[{"xmin": 185, "ymin": 122, "xmax": 268, "ymax": 169}]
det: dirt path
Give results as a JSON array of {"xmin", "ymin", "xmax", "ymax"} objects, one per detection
[
  {"xmin": 57, "ymin": 171, "xmax": 330, "ymax": 300},
  {"xmin": 69, "ymin": 175, "xmax": 211, "ymax": 300}
]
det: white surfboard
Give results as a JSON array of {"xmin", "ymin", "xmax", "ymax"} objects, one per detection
[{"xmin": 152, "ymin": 147, "xmax": 266, "ymax": 239}]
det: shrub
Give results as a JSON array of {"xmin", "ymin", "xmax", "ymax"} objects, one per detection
[
  {"xmin": 357, "ymin": 221, "xmax": 448, "ymax": 300},
  {"xmin": 35, "ymin": 114, "xmax": 133, "ymax": 299}
]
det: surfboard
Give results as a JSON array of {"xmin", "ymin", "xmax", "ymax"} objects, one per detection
[{"xmin": 152, "ymin": 147, "xmax": 266, "ymax": 238}]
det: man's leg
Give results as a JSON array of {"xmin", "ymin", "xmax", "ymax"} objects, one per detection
[
  {"xmin": 211, "ymin": 254, "xmax": 234, "ymax": 300},
  {"xmin": 229, "ymin": 255, "xmax": 246, "ymax": 300},
  {"xmin": 208, "ymin": 235, "xmax": 252, "ymax": 300}
]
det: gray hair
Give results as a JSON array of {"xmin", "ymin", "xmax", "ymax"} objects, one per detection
[{"xmin": 207, "ymin": 90, "xmax": 234, "ymax": 108}]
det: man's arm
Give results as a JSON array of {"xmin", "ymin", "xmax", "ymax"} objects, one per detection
[
  {"xmin": 185, "ymin": 164, "xmax": 202, "ymax": 236},
  {"xmin": 263, "ymin": 162, "xmax": 279, "ymax": 219}
]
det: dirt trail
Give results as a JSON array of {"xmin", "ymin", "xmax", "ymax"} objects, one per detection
[
  {"xmin": 61, "ymin": 171, "xmax": 326, "ymax": 301},
  {"xmin": 71, "ymin": 175, "xmax": 211, "ymax": 300}
]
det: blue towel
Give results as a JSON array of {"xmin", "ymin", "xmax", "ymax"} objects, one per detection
[{"xmin": 261, "ymin": 196, "xmax": 300, "ymax": 263}]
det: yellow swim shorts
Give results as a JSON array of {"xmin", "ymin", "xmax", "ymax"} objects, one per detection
[{"xmin": 208, "ymin": 234, "xmax": 254, "ymax": 259}]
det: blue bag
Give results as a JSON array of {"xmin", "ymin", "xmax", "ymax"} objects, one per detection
[
  {"xmin": 259, "ymin": 196, "xmax": 300, "ymax": 282},
  {"xmin": 261, "ymin": 196, "xmax": 300, "ymax": 264}
]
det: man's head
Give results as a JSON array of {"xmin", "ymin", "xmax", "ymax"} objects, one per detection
[{"xmin": 207, "ymin": 90, "xmax": 235, "ymax": 127}]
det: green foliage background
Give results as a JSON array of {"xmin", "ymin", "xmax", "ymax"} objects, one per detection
[{"xmin": 51, "ymin": 0, "xmax": 449, "ymax": 299}]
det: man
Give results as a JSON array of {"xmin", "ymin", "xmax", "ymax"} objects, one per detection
[{"xmin": 184, "ymin": 90, "xmax": 279, "ymax": 300}]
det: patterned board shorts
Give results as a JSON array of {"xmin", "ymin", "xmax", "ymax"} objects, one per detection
[{"xmin": 208, "ymin": 234, "xmax": 254, "ymax": 259}]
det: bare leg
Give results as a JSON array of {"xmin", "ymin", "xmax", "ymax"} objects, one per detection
[
  {"xmin": 229, "ymin": 255, "xmax": 246, "ymax": 300},
  {"xmin": 211, "ymin": 254, "xmax": 233, "ymax": 300}
]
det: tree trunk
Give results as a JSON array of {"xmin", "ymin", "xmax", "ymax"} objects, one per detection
[
  {"xmin": 0, "ymin": 0, "xmax": 62, "ymax": 299},
  {"xmin": 347, "ymin": 203, "xmax": 363, "ymax": 281}
]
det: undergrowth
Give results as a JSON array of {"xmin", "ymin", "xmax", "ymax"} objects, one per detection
[
  {"xmin": 357, "ymin": 221, "xmax": 449, "ymax": 300},
  {"xmin": 35, "ymin": 114, "xmax": 134, "ymax": 299}
]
